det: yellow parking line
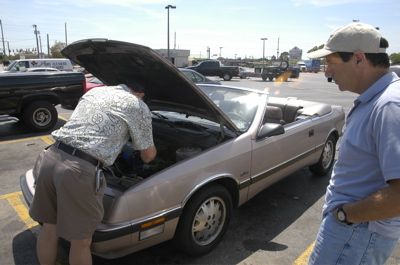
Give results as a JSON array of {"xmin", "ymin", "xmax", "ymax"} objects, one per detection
[
  {"xmin": 1, "ymin": 191, "xmax": 38, "ymax": 229},
  {"xmin": 293, "ymin": 242, "xmax": 314, "ymax": 265},
  {"xmin": 0, "ymin": 135, "xmax": 54, "ymax": 145},
  {"xmin": 58, "ymin": 114, "xmax": 68, "ymax": 121}
]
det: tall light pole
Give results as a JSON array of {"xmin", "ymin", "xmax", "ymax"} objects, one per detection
[
  {"xmin": 165, "ymin": 5, "xmax": 176, "ymax": 62},
  {"xmin": 219, "ymin": 47, "xmax": 223, "ymax": 58},
  {"xmin": 261, "ymin": 38, "xmax": 268, "ymax": 66}
]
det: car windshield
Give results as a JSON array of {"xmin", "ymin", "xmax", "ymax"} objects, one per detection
[
  {"xmin": 198, "ymin": 85, "xmax": 262, "ymax": 132},
  {"xmin": 5, "ymin": 61, "xmax": 17, "ymax": 71}
]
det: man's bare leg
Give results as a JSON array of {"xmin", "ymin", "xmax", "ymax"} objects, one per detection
[
  {"xmin": 69, "ymin": 237, "xmax": 93, "ymax": 265},
  {"xmin": 37, "ymin": 223, "xmax": 59, "ymax": 265}
]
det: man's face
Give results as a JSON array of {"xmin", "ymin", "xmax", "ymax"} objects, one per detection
[{"xmin": 325, "ymin": 53, "xmax": 358, "ymax": 93}]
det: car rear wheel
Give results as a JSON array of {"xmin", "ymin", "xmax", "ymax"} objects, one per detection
[
  {"xmin": 22, "ymin": 101, "xmax": 58, "ymax": 132},
  {"xmin": 309, "ymin": 134, "xmax": 336, "ymax": 176},
  {"xmin": 173, "ymin": 183, "xmax": 232, "ymax": 256}
]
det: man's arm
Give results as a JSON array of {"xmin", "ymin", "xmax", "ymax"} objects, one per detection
[
  {"xmin": 339, "ymin": 179, "xmax": 400, "ymax": 223},
  {"xmin": 140, "ymin": 145, "xmax": 157, "ymax": 163}
]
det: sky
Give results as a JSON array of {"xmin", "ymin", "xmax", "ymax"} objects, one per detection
[{"xmin": 1, "ymin": 0, "xmax": 399, "ymax": 60}]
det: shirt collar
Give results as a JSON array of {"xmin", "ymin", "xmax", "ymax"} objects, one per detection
[{"xmin": 358, "ymin": 72, "xmax": 399, "ymax": 104}]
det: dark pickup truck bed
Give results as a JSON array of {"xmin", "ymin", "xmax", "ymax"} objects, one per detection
[{"xmin": 0, "ymin": 71, "xmax": 85, "ymax": 132}]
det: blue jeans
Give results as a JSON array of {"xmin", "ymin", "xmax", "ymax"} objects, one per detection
[{"xmin": 308, "ymin": 212, "xmax": 398, "ymax": 265}]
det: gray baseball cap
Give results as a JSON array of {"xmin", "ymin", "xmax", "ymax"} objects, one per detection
[{"xmin": 307, "ymin": 22, "xmax": 386, "ymax": 58}]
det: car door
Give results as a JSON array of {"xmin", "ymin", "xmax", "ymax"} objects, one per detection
[{"xmin": 247, "ymin": 108, "xmax": 316, "ymax": 200}]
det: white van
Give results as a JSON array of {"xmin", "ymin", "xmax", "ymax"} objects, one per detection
[{"xmin": 3, "ymin": 59, "xmax": 73, "ymax": 72}]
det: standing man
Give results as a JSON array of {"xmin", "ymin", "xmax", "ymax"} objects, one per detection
[
  {"xmin": 307, "ymin": 22, "xmax": 400, "ymax": 265},
  {"xmin": 29, "ymin": 83, "xmax": 157, "ymax": 265}
]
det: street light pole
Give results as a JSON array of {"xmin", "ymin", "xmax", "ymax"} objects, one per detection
[
  {"xmin": 165, "ymin": 5, "xmax": 176, "ymax": 62},
  {"xmin": 261, "ymin": 38, "xmax": 268, "ymax": 66}
]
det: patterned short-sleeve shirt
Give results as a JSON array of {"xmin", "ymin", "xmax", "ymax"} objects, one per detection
[{"xmin": 52, "ymin": 84, "xmax": 154, "ymax": 166}]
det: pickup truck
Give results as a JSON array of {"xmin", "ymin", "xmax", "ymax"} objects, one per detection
[
  {"xmin": 261, "ymin": 61, "xmax": 300, "ymax": 82},
  {"xmin": 186, "ymin": 60, "xmax": 239, "ymax": 81},
  {"xmin": 0, "ymin": 71, "xmax": 85, "ymax": 132}
]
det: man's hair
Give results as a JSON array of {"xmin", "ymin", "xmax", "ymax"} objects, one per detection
[
  {"xmin": 338, "ymin": 37, "xmax": 390, "ymax": 68},
  {"xmin": 126, "ymin": 80, "xmax": 146, "ymax": 93}
]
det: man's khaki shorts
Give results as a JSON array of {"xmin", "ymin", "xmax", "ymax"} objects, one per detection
[{"xmin": 29, "ymin": 145, "xmax": 106, "ymax": 240}]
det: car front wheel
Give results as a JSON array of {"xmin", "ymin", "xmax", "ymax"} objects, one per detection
[
  {"xmin": 309, "ymin": 134, "xmax": 336, "ymax": 176},
  {"xmin": 173, "ymin": 183, "xmax": 232, "ymax": 256}
]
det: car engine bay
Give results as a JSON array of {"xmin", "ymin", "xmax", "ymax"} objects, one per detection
[{"xmin": 102, "ymin": 115, "xmax": 234, "ymax": 191}]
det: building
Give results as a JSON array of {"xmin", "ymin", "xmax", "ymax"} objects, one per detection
[{"xmin": 155, "ymin": 49, "xmax": 190, "ymax": 68}]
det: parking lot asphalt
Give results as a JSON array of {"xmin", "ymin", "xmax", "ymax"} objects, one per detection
[{"xmin": 1, "ymin": 72, "xmax": 400, "ymax": 265}]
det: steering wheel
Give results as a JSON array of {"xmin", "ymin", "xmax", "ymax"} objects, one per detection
[{"xmin": 226, "ymin": 112, "xmax": 249, "ymax": 130}]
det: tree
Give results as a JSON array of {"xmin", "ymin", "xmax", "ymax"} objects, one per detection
[
  {"xmin": 50, "ymin": 41, "xmax": 67, "ymax": 58},
  {"xmin": 308, "ymin": 44, "xmax": 325, "ymax": 54},
  {"xmin": 279, "ymin": 51, "xmax": 289, "ymax": 61},
  {"xmin": 389, "ymin": 53, "xmax": 400, "ymax": 65}
]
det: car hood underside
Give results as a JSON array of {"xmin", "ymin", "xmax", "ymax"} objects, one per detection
[{"xmin": 61, "ymin": 39, "xmax": 239, "ymax": 134}]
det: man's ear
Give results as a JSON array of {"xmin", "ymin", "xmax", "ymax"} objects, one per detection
[{"xmin": 353, "ymin": 51, "xmax": 366, "ymax": 66}]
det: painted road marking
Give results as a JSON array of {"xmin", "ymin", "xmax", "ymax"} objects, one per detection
[
  {"xmin": 293, "ymin": 242, "xmax": 314, "ymax": 264},
  {"xmin": 0, "ymin": 135, "xmax": 54, "ymax": 145},
  {"xmin": 0, "ymin": 191, "xmax": 38, "ymax": 229}
]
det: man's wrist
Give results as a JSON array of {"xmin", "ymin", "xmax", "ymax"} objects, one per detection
[{"xmin": 336, "ymin": 204, "xmax": 353, "ymax": 225}]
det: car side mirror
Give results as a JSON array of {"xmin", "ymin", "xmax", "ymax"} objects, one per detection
[{"xmin": 257, "ymin": 123, "xmax": 285, "ymax": 139}]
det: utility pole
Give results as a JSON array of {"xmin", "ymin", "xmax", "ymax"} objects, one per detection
[
  {"xmin": 219, "ymin": 47, "xmax": 223, "ymax": 58},
  {"xmin": 0, "ymin": 19, "xmax": 6, "ymax": 60},
  {"xmin": 39, "ymin": 35, "xmax": 43, "ymax": 57},
  {"xmin": 207, "ymin": 46, "xmax": 210, "ymax": 59},
  {"xmin": 277, "ymin": 37, "xmax": 280, "ymax": 59},
  {"xmin": 65, "ymin": 22, "xmax": 68, "ymax": 45},
  {"xmin": 32, "ymin": 24, "xmax": 40, "ymax": 58},
  {"xmin": 47, "ymin": 34, "xmax": 50, "ymax": 58}
]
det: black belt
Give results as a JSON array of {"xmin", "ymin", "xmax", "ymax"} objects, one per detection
[{"xmin": 54, "ymin": 141, "xmax": 101, "ymax": 167}]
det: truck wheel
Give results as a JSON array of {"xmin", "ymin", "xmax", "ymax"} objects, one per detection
[
  {"xmin": 22, "ymin": 101, "xmax": 58, "ymax": 132},
  {"xmin": 222, "ymin": 73, "xmax": 232, "ymax": 81},
  {"xmin": 268, "ymin": 77, "xmax": 273, "ymax": 81}
]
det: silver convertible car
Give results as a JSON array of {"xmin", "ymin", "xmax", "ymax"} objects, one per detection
[{"xmin": 20, "ymin": 39, "xmax": 345, "ymax": 259}]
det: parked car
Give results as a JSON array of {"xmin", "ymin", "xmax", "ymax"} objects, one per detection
[
  {"xmin": 2, "ymin": 59, "xmax": 73, "ymax": 72},
  {"xmin": 21, "ymin": 67, "xmax": 60, "ymax": 72},
  {"xmin": 20, "ymin": 39, "xmax": 345, "ymax": 259},
  {"xmin": 180, "ymin": 68, "xmax": 221, "ymax": 85},
  {"xmin": 85, "ymin": 76, "xmax": 105, "ymax": 92},
  {"xmin": 238, "ymin": 67, "xmax": 252, "ymax": 79}
]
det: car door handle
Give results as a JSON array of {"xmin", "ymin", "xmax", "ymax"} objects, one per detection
[{"xmin": 309, "ymin": 129, "xmax": 314, "ymax": 137}]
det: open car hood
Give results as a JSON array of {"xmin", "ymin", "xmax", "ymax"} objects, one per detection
[{"xmin": 62, "ymin": 39, "xmax": 240, "ymax": 134}]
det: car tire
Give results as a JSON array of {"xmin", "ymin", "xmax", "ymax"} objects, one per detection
[
  {"xmin": 22, "ymin": 101, "xmax": 58, "ymax": 132},
  {"xmin": 173, "ymin": 183, "xmax": 232, "ymax": 256},
  {"xmin": 222, "ymin": 73, "xmax": 232, "ymax": 81},
  {"xmin": 309, "ymin": 134, "xmax": 336, "ymax": 176}
]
